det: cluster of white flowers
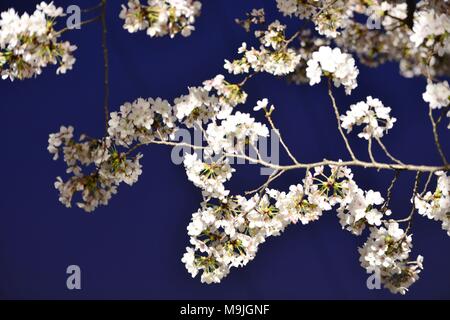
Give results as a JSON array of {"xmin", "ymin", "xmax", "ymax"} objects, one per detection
[
  {"xmin": 37, "ymin": 0, "xmax": 449, "ymax": 295},
  {"xmin": 224, "ymin": 21, "xmax": 301, "ymax": 76},
  {"xmin": 49, "ymin": 73, "xmax": 254, "ymax": 211},
  {"xmin": 182, "ymin": 164, "xmax": 417, "ymax": 291},
  {"xmin": 183, "ymin": 153, "xmax": 235, "ymax": 200},
  {"xmin": 48, "ymin": 126, "xmax": 143, "ymax": 212},
  {"xmin": 423, "ymin": 81, "xmax": 450, "ymax": 128},
  {"xmin": 337, "ymin": 189, "xmax": 387, "ymax": 235},
  {"xmin": 202, "ymin": 74, "xmax": 248, "ymax": 112},
  {"xmin": 119, "ymin": 0, "xmax": 202, "ymax": 38},
  {"xmin": 340, "ymin": 96, "xmax": 397, "ymax": 140},
  {"xmin": 415, "ymin": 171, "xmax": 450, "ymax": 236},
  {"xmin": 0, "ymin": 2, "xmax": 76, "ymax": 80},
  {"xmin": 410, "ymin": 7, "xmax": 450, "ymax": 56},
  {"xmin": 108, "ymin": 97, "xmax": 177, "ymax": 146},
  {"xmin": 366, "ymin": 1, "xmax": 408, "ymax": 30},
  {"xmin": 276, "ymin": 0, "xmax": 354, "ymax": 38},
  {"xmin": 205, "ymin": 112, "xmax": 269, "ymax": 155},
  {"xmin": 235, "ymin": 8, "xmax": 265, "ymax": 32},
  {"xmin": 359, "ymin": 222, "xmax": 423, "ymax": 294},
  {"xmin": 306, "ymin": 46, "xmax": 359, "ymax": 94}
]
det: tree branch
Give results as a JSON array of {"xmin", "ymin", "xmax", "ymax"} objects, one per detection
[
  {"xmin": 101, "ymin": 0, "xmax": 110, "ymax": 134},
  {"xmin": 327, "ymin": 79, "xmax": 358, "ymax": 161},
  {"xmin": 428, "ymin": 107, "xmax": 448, "ymax": 166}
]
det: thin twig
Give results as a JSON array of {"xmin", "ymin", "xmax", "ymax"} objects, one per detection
[
  {"xmin": 382, "ymin": 170, "xmax": 400, "ymax": 211},
  {"xmin": 82, "ymin": 2, "xmax": 103, "ymax": 13},
  {"xmin": 146, "ymin": 139, "xmax": 448, "ymax": 173},
  {"xmin": 368, "ymin": 138, "xmax": 377, "ymax": 164},
  {"xmin": 327, "ymin": 79, "xmax": 357, "ymax": 161},
  {"xmin": 420, "ymin": 171, "xmax": 434, "ymax": 197},
  {"xmin": 56, "ymin": 15, "xmax": 101, "ymax": 35},
  {"xmin": 375, "ymin": 137, "xmax": 405, "ymax": 165},
  {"xmin": 245, "ymin": 170, "xmax": 285, "ymax": 195},
  {"xmin": 396, "ymin": 172, "xmax": 421, "ymax": 227},
  {"xmin": 428, "ymin": 107, "xmax": 448, "ymax": 166},
  {"xmin": 265, "ymin": 113, "xmax": 299, "ymax": 165},
  {"xmin": 101, "ymin": 0, "xmax": 110, "ymax": 134}
]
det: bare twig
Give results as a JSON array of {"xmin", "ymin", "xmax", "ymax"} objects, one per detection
[
  {"xmin": 56, "ymin": 15, "xmax": 101, "ymax": 35},
  {"xmin": 245, "ymin": 170, "xmax": 285, "ymax": 195},
  {"xmin": 420, "ymin": 171, "xmax": 434, "ymax": 197},
  {"xmin": 82, "ymin": 2, "xmax": 103, "ymax": 13},
  {"xmin": 101, "ymin": 0, "xmax": 110, "ymax": 133},
  {"xmin": 396, "ymin": 172, "xmax": 421, "ymax": 230},
  {"xmin": 327, "ymin": 79, "xmax": 357, "ymax": 161},
  {"xmin": 428, "ymin": 107, "xmax": 448, "ymax": 166},
  {"xmin": 145, "ymin": 139, "xmax": 448, "ymax": 173},
  {"xmin": 368, "ymin": 138, "xmax": 377, "ymax": 164},
  {"xmin": 375, "ymin": 137, "xmax": 405, "ymax": 165},
  {"xmin": 382, "ymin": 170, "xmax": 401, "ymax": 211},
  {"xmin": 265, "ymin": 113, "xmax": 299, "ymax": 165}
]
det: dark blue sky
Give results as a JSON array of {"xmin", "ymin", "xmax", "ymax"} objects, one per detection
[{"xmin": 0, "ymin": 0, "xmax": 449, "ymax": 299}]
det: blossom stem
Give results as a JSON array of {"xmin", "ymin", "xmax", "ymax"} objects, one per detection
[
  {"xmin": 420, "ymin": 171, "xmax": 433, "ymax": 197},
  {"xmin": 399, "ymin": 172, "xmax": 421, "ymax": 234},
  {"xmin": 101, "ymin": 0, "xmax": 110, "ymax": 134},
  {"xmin": 56, "ymin": 15, "xmax": 101, "ymax": 35},
  {"xmin": 245, "ymin": 169, "xmax": 285, "ymax": 195},
  {"xmin": 82, "ymin": 3, "xmax": 103, "ymax": 13},
  {"xmin": 327, "ymin": 79, "xmax": 358, "ymax": 161},
  {"xmin": 428, "ymin": 107, "xmax": 448, "ymax": 166},
  {"xmin": 382, "ymin": 170, "xmax": 401, "ymax": 211},
  {"xmin": 265, "ymin": 113, "xmax": 299, "ymax": 164},
  {"xmin": 368, "ymin": 138, "xmax": 377, "ymax": 164},
  {"xmin": 375, "ymin": 137, "xmax": 405, "ymax": 165},
  {"xmin": 147, "ymin": 139, "xmax": 448, "ymax": 173}
]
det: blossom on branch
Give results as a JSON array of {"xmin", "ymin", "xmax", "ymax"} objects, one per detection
[
  {"xmin": 0, "ymin": 2, "xmax": 76, "ymax": 80},
  {"xmin": 340, "ymin": 96, "xmax": 397, "ymax": 140},
  {"xmin": 119, "ymin": 0, "xmax": 202, "ymax": 38}
]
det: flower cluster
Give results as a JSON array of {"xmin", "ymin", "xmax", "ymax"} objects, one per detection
[
  {"xmin": 276, "ymin": 0, "xmax": 355, "ymax": 38},
  {"xmin": 410, "ymin": 7, "xmax": 450, "ymax": 56},
  {"xmin": 415, "ymin": 171, "xmax": 450, "ymax": 236},
  {"xmin": 422, "ymin": 81, "xmax": 450, "ymax": 124},
  {"xmin": 119, "ymin": 0, "xmax": 202, "ymax": 38},
  {"xmin": 224, "ymin": 21, "xmax": 301, "ymax": 76},
  {"xmin": 49, "ymin": 74, "xmax": 254, "ymax": 211},
  {"xmin": 340, "ymin": 96, "xmax": 397, "ymax": 140},
  {"xmin": 359, "ymin": 222, "xmax": 423, "ymax": 294},
  {"xmin": 306, "ymin": 46, "xmax": 359, "ymax": 94},
  {"xmin": 235, "ymin": 8, "xmax": 265, "ymax": 32},
  {"xmin": 37, "ymin": 0, "xmax": 449, "ymax": 295},
  {"xmin": 183, "ymin": 153, "xmax": 235, "ymax": 200},
  {"xmin": 205, "ymin": 112, "xmax": 269, "ymax": 155},
  {"xmin": 0, "ymin": 2, "xmax": 76, "ymax": 80},
  {"xmin": 182, "ymin": 164, "xmax": 413, "ymax": 291},
  {"xmin": 108, "ymin": 97, "xmax": 177, "ymax": 146},
  {"xmin": 48, "ymin": 126, "xmax": 143, "ymax": 212}
]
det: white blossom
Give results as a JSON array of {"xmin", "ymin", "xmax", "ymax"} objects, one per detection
[
  {"xmin": 359, "ymin": 222, "xmax": 423, "ymax": 294},
  {"xmin": 340, "ymin": 96, "xmax": 397, "ymax": 140},
  {"xmin": 183, "ymin": 153, "xmax": 235, "ymax": 200},
  {"xmin": 119, "ymin": 0, "xmax": 202, "ymax": 38},
  {"xmin": 423, "ymin": 81, "xmax": 450, "ymax": 110},
  {"xmin": 306, "ymin": 46, "xmax": 359, "ymax": 94},
  {"xmin": 415, "ymin": 171, "xmax": 450, "ymax": 236},
  {"xmin": 0, "ymin": 2, "xmax": 76, "ymax": 80}
]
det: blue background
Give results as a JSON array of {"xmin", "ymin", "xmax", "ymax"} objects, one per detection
[{"xmin": 0, "ymin": 0, "xmax": 449, "ymax": 299}]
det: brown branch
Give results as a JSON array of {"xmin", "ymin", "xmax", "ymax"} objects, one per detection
[
  {"xmin": 101, "ymin": 0, "xmax": 110, "ymax": 134},
  {"xmin": 146, "ymin": 139, "xmax": 448, "ymax": 173},
  {"xmin": 428, "ymin": 107, "xmax": 448, "ymax": 166},
  {"xmin": 382, "ymin": 170, "xmax": 401, "ymax": 211},
  {"xmin": 327, "ymin": 79, "xmax": 357, "ymax": 161},
  {"xmin": 375, "ymin": 137, "xmax": 405, "ymax": 165}
]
